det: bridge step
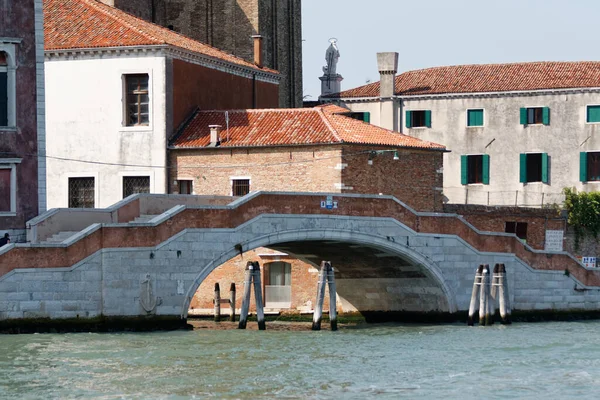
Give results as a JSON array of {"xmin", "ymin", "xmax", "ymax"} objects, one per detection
[
  {"xmin": 131, "ymin": 214, "xmax": 160, "ymax": 224},
  {"xmin": 42, "ymin": 231, "xmax": 80, "ymax": 244}
]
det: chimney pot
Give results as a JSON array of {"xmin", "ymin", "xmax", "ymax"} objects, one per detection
[
  {"xmin": 252, "ymin": 35, "xmax": 264, "ymax": 68},
  {"xmin": 377, "ymin": 52, "xmax": 399, "ymax": 98},
  {"xmin": 209, "ymin": 125, "xmax": 222, "ymax": 146}
]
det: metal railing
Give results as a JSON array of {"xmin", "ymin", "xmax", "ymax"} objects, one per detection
[{"xmin": 443, "ymin": 187, "xmax": 565, "ymax": 208}]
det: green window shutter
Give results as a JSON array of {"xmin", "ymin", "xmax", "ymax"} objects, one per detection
[
  {"xmin": 482, "ymin": 154, "xmax": 490, "ymax": 185},
  {"xmin": 587, "ymin": 106, "xmax": 600, "ymax": 123},
  {"xmin": 425, "ymin": 110, "xmax": 432, "ymax": 127},
  {"xmin": 0, "ymin": 72, "xmax": 7, "ymax": 126},
  {"xmin": 580, "ymin": 152, "xmax": 588, "ymax": 182},
  {"xmin": 520, "ymin": 108, "xmax": 527, "ymax": 125},
  {"xmin": 542, "ymin": 107, "xmax": 550, "ymax": 125},
  {"xmin": 362, "ymin": 112, "xmax": 370, "ymax": 123},
  {"xmin": 405, "ymin": 110, "xmax": 412, "ymax": 128},
  {"xmin": 519, "ymin": 153, "xmax": 527, "ymax": 183},
  {"xmin": 476, "ymin": 110, "xmax": 484, "ymax": 126},
  {"xmin": 541, "ymin": 153, "xmax": 549, "ymax": 183},
  {"xmin": 461, "ymin": 155, "xmax": 468, "ymax": 185},
  {"xmin": 467, "ymin": 109, "xmax": 484, "ymax": 127}
]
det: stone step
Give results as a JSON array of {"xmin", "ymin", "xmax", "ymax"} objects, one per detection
[
  {"xmin": 43, "ymin": 231, "xmax": 80, "ymax": 244},
  {"xmin": 131, "ymin": 214, "xmax": 159, "ymax": 224}
]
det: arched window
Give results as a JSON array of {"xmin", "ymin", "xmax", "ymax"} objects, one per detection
[{"xmin": 0, "ymin": 42, "xmax": 17, "ymax": 128}]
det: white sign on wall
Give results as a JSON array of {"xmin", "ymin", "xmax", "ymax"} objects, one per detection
[
  {"xmin": 582, "ymin": 257, "xmax": 597, "ymax": 268},
  {"xmin": 544, "ymin": 230, "xmax": 564, "ymax": 252}
]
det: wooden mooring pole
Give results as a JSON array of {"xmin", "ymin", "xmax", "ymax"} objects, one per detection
[
  {"xmin": 467, "ymin": 265, "xmax": 483, "ymax": 326},
  {"xmin": 238, "ymin": 262, "xmax": 253, "ymax": 329},
  {"xmin": 326, "ymin": 262, "xmax": 337, "ymax": 332},
  {"xmin": 214, "ymin": 283, "xmax": 221, "ymax": 322},
  {"xmin": 496, "ymin": 263, "xmax": 512, "ymax": 324},
  {"xmin": 312, "ymin": 261, "xmax": 328, "ymax": 331},
  {"xmin": 252, "ymin": 262, "xmax": 266, "ymax": 331},
  {"xmin": 469, "ymin": 263, "xmax": 511, "ymax": 326},
  {"xmin": 479, "ymin": 264, "xmax": 491, "ymax": 326},
  {"xmin": 229, "ymin": 283, "xmax": 236, "ymax": 322}
]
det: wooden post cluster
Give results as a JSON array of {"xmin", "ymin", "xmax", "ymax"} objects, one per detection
[
  {"xmin": 238, "ymin": 261, "xmax": 266, "ymax": 330},
  {"xmin": 312, "ymin": 261, "xmax": 337, "ymax": 331},
  {"xmin": 213, "ymin": 282, "xmax": 237, "ymax": 322},
  {"xmin": 468, "ymin": 263, "xmax": 511, "ymax": 326}
]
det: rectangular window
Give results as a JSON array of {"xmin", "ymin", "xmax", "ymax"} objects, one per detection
[
  {"xmin": 348, "ymin": 112, "xmax": 371, "ymax": 123},
  {"xmin": 0, "ymin": 51, "xmax": 8, "ymax": 127},
  {"xmin": 519, "ymin": 153, "xmax": 549, "ymax": 183},
  {"xmin": 178, "ymin": 180, "xmax": 193, "ymax": 194},
  {"xmin": 461, "ymin": 154, "xmax": 490, "ymax": 185},
  {"xmin": 68, "ymin": 177, "xmax": 95, "ymax": 208},
  {"xmin": 587, "ymin": 106, "xmax": 600, "ymax": 123},
  {"xmin": 467, "ymin": 109, "xmax": 484, "ymax": 127},
  {"xmin": 125, "ymin": 74, "xmax": 149, "ymax": 126},
  {"xmin": 232, "ymin": 179, "xmax": 250, "ymax": 196},
  {"xmin": 0, "ymin": 167, "xmax": 11, "ymax": 211},
  {"xmin": 505, "ymin": 221, "xmax": 528, "ymax": 241},
  {"xmin": 405, "ymin": 110, "xmax": 431, "ymax": 128},
  {"xmin": 123, "ymin": 176, "xmax": 150, "ymax": 198},
  {"xmin": 520, "ymin": 107, "xmax": 550, "ymax": 125},
  {"xmin": 580, "ymin": 152, "xmax": 600, "ymax": 182}
]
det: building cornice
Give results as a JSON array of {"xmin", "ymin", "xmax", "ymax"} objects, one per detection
[
  {"xmin": 44, "ymin": 45, "xmax": 280, "ymax": 84},
  {"xmin": 0, "ymin": 37, "xmax": 23, "ymax": 44},
  {"xmin": 327, "ymin": 86, "xmax": 600, "ymax": 103}
]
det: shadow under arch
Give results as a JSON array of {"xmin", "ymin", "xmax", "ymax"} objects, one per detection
[{"xmin": 181, "ymin": 229, "xmax": 458, "ymax": 318}]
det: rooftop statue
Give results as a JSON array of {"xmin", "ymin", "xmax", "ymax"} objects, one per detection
[{"xmin": 323, "ymin": 38, "xmax": 340, "ymax": 76}]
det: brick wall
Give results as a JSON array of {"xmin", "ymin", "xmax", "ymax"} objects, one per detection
[
  {"xmin": 342, "ymin": 146, "xmax": 445, "ymax": 212},
  {"xmin": 0, "ymin": 0, "xmax": 40, "ymax": 234},
  {"xmin": 444, "ymin": 204, "xmax": 565, "ymax": 250},
  {"xmin": 171, "ymin": 59, "xmax": 279, "ymax": 129},
  {"xmin": 191, "ymin": 248, "xmax": 330, "ymax": 312},
  {"xmin": 169, "ymin": 145, "xmax": 343, "ymax": 195}
]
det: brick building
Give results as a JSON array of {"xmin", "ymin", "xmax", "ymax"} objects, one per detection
[
  {"xmin": 0, "ymin": 0, "xmax": 46, "ymax": 242},
  {"xmin": 99, "ymin": 0, "xmax": 303, "ymax": 108},
  {"xmin": 43, "ymin": 0, "xmax": 279, "ymax": 209},
  {"xmin": 168, "ymin": 104, "xmax": 447, "ymax": 313}
]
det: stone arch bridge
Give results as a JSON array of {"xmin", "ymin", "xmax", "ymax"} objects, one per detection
[{"xmin": 0, "ymin": 192, "xmax": 599, "ymax": 323}]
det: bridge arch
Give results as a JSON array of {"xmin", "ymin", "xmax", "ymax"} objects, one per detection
[{"xmin": 181, "ymin": 228, "xmax": 458, "ymax": 318}]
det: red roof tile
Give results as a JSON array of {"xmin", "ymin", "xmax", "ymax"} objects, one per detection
[
  {"xmin": 330, "ymin": 61, "xmax": 600, "ymax": 98},
  {"xmin": 44, "ymin": 0, "xmax": 276, "ymax": 74},
  {"xmin": 170, "ymin": 105, "xmax": 446, "ymax": 151}
]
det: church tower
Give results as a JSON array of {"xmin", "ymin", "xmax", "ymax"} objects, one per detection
[{"xmin": 100, "ymin": 0, "xmax": 302, "ymax": 108}]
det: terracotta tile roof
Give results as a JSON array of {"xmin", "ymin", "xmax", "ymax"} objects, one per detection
[
  {"xmin": 329, "ymin": 61, "xmax": 600, "ymax": 98},
  {"xmin": 170, "ymin": 105, "xmax": 446, "ymax": 151},
  {"xmin": 43, "ymin": 0, "xmax": 276, "ymax": 74}
]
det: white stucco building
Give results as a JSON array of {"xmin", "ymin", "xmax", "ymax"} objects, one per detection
[
  {"xmin": 44, "ymin": 0, "xmax": 279, "ymax": 209},
  {"xmin": 324, "ymin": 53, "xmax": 600, "ymax": 207}
]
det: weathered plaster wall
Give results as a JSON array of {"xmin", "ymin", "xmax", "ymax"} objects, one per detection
[{"xmin": 44, "ymin": 54, "xmax": 168, "ymax": 209}]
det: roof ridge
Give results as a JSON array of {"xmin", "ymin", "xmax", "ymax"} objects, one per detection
[
  {"xmin": 83, "ymin": 0, "xmax": 162, "ymax": 45},
  {"xmin": 316, "ymin": 108, "xmax": 343, "ymax": 143}
]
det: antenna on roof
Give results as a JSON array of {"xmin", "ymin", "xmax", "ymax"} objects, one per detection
[{"xmin": 225, "ymin": 111, "xmax": 230, "ymax": 143}]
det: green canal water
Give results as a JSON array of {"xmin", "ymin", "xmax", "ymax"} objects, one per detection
[{"xmin": 1, "ymin": 321, "xmax": 600, "ymax": 399}]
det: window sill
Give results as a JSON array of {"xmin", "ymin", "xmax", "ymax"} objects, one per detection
[
  {"xmin": 409, "ymin": 126, "xmax": 430, "ymax": 130},
  {"xmin": 466, "ymin": 126, "xmax": 484, "ymax": 129},
  {"xmin": 585, "ymin": 122, "xmax": 600, "ymax": 125},
  {"xmin": 0, "ymin": 212, "xmax": 17, "ymax": 217},
  {"xmin": 119, "ymin": 126, "xmax": 153, "ymax": 133},
  {"xmin": 522, "ymin": 124, "xmax": 547, "ymax": 127},
  {"xmin": 522, "ymin": 181, "xmax": 546, "ymax": 185},
  {"xmin": 0, "ymin": 127, "xmax": 17, "ymax": 133},
  {"xmin": 465, "ymin": 183, "xmax": 486, "ymax": 186}
]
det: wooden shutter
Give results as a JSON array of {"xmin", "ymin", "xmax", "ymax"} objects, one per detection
[
  {"xmin": 363, "ymin": 112, "xmax": 370, "ymax": 123},
  {"xmin": 425, "ymin": 110, "xmax": 432, "ymax": 127},
  {"xmin": 405, "ymin": 110, "xmax": 412, "ymax": 128},
  {"xmin": 519, "ymin": 153, "xmax": 527, "ymax": 183},
  {"xmin": 0, "ymin": 72, "xmax": 7, "ymax": 126},
  {"xmin": 520, "ymin": 108, "xmax": 527, "ymax": 125},
  {"xmin": 461, "ymin": 155, "xmax": 468, "ymax": 185},
  {"xmin": 482, "ymin": 154, "xmax": 490, "ymax": 185},
  {"xmin": 541, "ymin": 153, "xmax": 549, "ymax": 183},
  {"xmin": 542, "ymin": 107, "xmax": 550, "ymax": 125},
  {"xmin": 580, "ymin": 152, "xmax": 588, "ymax": 182}
]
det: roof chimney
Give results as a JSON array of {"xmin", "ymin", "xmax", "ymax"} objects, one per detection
[
  {"xmin": 209, "ymin": 125, "xmax": 222, "ymax": 147},
  {"xmin": 252, "ymin": 35, "xmax": 263, "ymax": 68},
  {"xmin": 377, "ymin": 52, "xmax": 398, "ymax": 98}
]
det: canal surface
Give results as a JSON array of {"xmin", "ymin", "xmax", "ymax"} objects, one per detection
[{"xmin": 1, "ymin": 321, "xmax": 600, "ymax": 399}]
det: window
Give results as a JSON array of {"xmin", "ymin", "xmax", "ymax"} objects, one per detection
[
  {"xmin": 0, "ymin": 43, "xmax": 17, "ymax": 128},
  {"xmin": 405, "ymin": 110, "xmax": 431, "ymax": 128},
  {"xmin": 587, "ymin": 106, "xmax": 600, "ymax": 123},
  {"xmin": 68, "ymin": 177, "xmax": 95, "ymax": 208},
  {"xmin": 178, "ymin": 180, "xmax": 193, "ymax": 195},
  {"xmin": 520, "ymin": 107, "xmax": 550, "ymax": 125},
  {"xmin": 123, "ymin": 176, "xmax": 150, "ymax": 198},
  {"xmin": 467, "ymin": 109, "xmax": 484, "ymax": 127},
  {"xmin": 0, "ymin": 160, "xmax": 19, "ymax": 214},
  {"xmin": 265, "ymin": 261, "xmax": 292, "ymax": 308},
  {"xmin": 125, "ymin": 74, "xmax": 149, "ymax": 126},
  {"xmin": 519, "ymin": 153, "xmax": 549, "ymax": 183},
  {"xmin": 505, "ymin": 221, "xmax": 528, "ymax": 241},
  {"xmin": 348, "ymin": 112, "xmax": 370, "ymax": 123},
  {"xmin": 232, "ymin": 179, "xmax": 250, "ymax": 196},
  {"xmin": 461, "ymin": 154, "xmax": 490, "ymax": 185},
  {"xmin": 580, "ymin": 152, "xmax": 600, "ymax": 182}
]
